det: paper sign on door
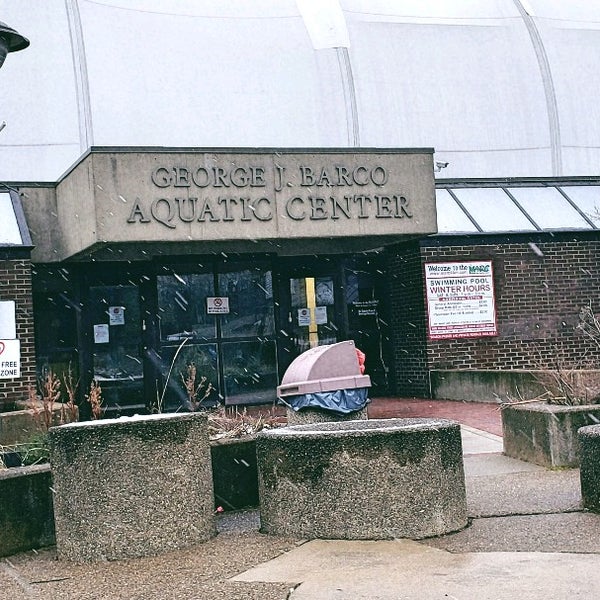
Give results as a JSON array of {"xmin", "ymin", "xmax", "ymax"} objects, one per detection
[
  {"xmin": 297, "ymin": 308, "xmax": 311, "ymax": 326},
  {"xmin": 314, "ymin": 306, "xmax": 328, "ymax": 324}
]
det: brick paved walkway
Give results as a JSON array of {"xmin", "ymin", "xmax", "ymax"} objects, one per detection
[
  {"xmin": 240, "ymin": 396, "xmax": 503, "ymax": 437},
  {"xmin": 367, "ymin": 397, "xmax": 503, "ymax": 437}
]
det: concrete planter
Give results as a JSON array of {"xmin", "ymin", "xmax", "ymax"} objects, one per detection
[
  {"xmin": 210, "ymin": 436, "xmax": 258, "ymax": 511},
  {"xmin": 0, "ymin": 433, "xmax": 259, "ymax": 560},
  {"xmin": 49, "ymin": 413, "xmax": 216, "ymax": 562},
  {"xmin": 257, "ymin": 418, "xmax": 467, "ymax": 540},
  {"xmin": 579, "ymin": 425, "xmax": 600, "ymax": 512},
  {"xmin": 502, "ymin": 402, "xmax": 600, "ymax": 467},
  {"xmin": 0, "ymin": 402, "xmax": 76, "ymax": 445},
  {"xmin": 431, "ymin": 369, "xmax": 600, "ymax": 404},
  {"xmin": 0, "ymin": 464, "xmax": 55, "ymax": 557}
]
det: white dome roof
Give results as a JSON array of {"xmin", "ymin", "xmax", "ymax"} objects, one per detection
[{"xmin": 1, "ymin": 0, "xmax": 599, "ymax": 181}]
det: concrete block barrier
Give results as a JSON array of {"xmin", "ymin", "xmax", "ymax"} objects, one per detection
[
  {"xmin": 0, "ymin": 464, "xmax": 55, "ymax": 557},
  {"xmin": 579, "ymin": 424, "xmax": 600, "ymax": 512}
]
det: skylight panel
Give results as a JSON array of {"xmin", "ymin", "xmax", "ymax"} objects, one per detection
[
  {"xmin": 435, "ymin": 189, "xmax": 478, "ymax": 233},
  {"xmin": 559, "ymin": 186, "xmax": 600, "ymax": 228},
  {"xmin": 508, "ymin": 187, "xmax": 592, "ymax": 230},
  {"xmin": 450, "ymin": 187, "xmax": 537, "ymax": 232},
  {"xmin": 0, "ymin": 192, "xmax": 23, "ymax": 245}
]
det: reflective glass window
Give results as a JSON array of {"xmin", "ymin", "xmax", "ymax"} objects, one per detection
[
  {"xmin": 34, "ymin": 293, "xmax": 78, "ymax": 351},
  {"xmin": 90, "ymin": 285, "xmax": 143, "ymax": 381},
  {"xmin": 33, "ymin": 292, "xmax": 79, "ymax": 396},
  {"xmin": 344, "ymin": 261, "xmax": 390, "ymax": 392},
  {"xmin": 288, "ymin": 276, "xmax": 337, "ymax": 353},
  {"xmin": 90, "ymin": 285, "xmax": 144, "ymax": 415},
  {"xmin": 157, "ymin": 273, "xmax": 216, "ymax": 341},
  {"xmin": 218, "ymin": 268, "xmax": 274, "ymax": 338},
  {"xmin": 345, "ymin": 268, "xmax": 380, "ymax": 331},
  {"xmin": 222, "ymin": 340, "xmax": 277, "ymax": 405},
  {"xmin": 158, "ymin": 343, "xmax": 219, "ymax": 411}
]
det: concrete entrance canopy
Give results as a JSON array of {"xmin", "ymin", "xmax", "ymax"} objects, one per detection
[{"xmin": 18, "ymin": 147, "xmax": 436, "ymax": 262}]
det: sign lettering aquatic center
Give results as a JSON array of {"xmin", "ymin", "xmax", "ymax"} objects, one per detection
[
  {"xmin": 129, "ymin": 162, "xmax": 412, "ymax": 227},
  {"xmin": 114, "ymin": 149, "xmax": 435, "ymax": 240}
]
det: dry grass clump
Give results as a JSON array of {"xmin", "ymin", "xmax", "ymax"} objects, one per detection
[
  {"xmin": 532, "ymin": 368, "xmax": 600, "ymax": 406},
  {"xmin": 205, "ymin": 407, "xmax": 285, "ymax": 440},
  {"xmin": 181, "ymin": 363, "xmax": 214, "ymax": 412}
]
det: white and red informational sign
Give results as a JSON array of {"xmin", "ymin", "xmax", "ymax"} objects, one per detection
[
  {"xmin": 425, "ymin": 261, "xmax": 497, "ymax": 340},
  {"xmin": 0, "ymin": 301, "xmax": 16, "ymax": 339},
  {"xmin": 297, "ymin": 307, "xmax": 311, "ymax": 326},
  {"xmin": 206, "ymin": 296, "xmax": 230, "ymax": 314},
  {"xmin": 108, "ymin": 306, "xmax": 125, "ymax": 326},
  {"xmin": 0, "ymin": 339, "xmax": 21, "ymax": 379}
]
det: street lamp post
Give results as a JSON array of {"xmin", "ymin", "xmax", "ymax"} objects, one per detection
[{"xmin": 0, "ymin": 21, "xmax": 29, "ymax": 69}]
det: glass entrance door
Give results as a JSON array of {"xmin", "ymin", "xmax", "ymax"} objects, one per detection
[
  {"xmin": 277, "ymin": 256, "xmax": 390, "ymax": 394},
  {"xmin": 278, "ymin": 266, "xmax": 342, "ymax": 378},
  {"xmin": 156, "ymin": 262, "xmax": 278, "ymax": 408},
  {"xmin": 89, "ymin": 284, "xmax": 145, "ymax": 417},
  {"xmin": 288, "ymin": 276, "xmax": 338, "ymax": 352}
]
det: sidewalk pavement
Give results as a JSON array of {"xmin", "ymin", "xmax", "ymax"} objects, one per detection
[
  {"xmin": 235, "ymin": 427, "xmax": 600, "ymax": 599},
  {"xmin": 2, "ymin": 411, "xmax": 599, "ymax": 599}
]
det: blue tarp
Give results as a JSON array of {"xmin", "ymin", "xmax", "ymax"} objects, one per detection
[{"xmin": 285, "ymin": 387, "xmax": 369, "ymax": 414}]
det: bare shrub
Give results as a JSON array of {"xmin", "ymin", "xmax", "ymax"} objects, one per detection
[
  {"xmin": 518, "ymin": 304, "xmax": 600, "ymax": 405},
  {"xmin": 578, "ymin": 303, "xmax": 600, "ymax": 350},
  {"xmin": 27, "ymin": 369, "xmax": 61, "ymax": 430},
  {"xmin": 181, "ymin": 362, "xmax": 214, "ymax": 412},
  {"xmin": 61, "ymin": 364, "xmax": 79, "ymax": 423},
  {"xmin": 86, "ymin": 380, "xmax": 104, "ymax": 420}
]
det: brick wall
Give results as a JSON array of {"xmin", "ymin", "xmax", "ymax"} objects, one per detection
[
  {"xmin": 386, "ymin": 236, "xmax": 600, "ymax": 399},
  {"xmin": 0, "ymin": 257, "xmax": 36, "ymax": 408},
  {"xmin": 385, "ymin": 241, "xmax": 430, "ymax": 396},
  {"xmin": 422, "ymin": 237, "xmax": 600, "ymax": 372}
]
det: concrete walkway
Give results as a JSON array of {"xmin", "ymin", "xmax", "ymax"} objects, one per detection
[
  {"xmin": 2, "ymin": 424, "xmax": 599, "ymax": 599},
  {"xmin": 234, "ymin": 426, "xmax": 600, "ymax": 599}
]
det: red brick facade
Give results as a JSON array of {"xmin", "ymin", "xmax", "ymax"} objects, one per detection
[
  {"xmin": 386, "ymin": 236, "xmax": 600, "ymax": 397},
  {"xmin": 0, "ymin": 257, "xmax": 36, "ymax": 408},
  {"xmin": 385, "ymin": 241, "xmax": 429, "ymax": 396}
]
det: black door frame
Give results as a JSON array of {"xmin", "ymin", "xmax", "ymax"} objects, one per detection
[
  {"xmin": 78, "ymin": 263, "xmax": 155, "ymax": 417},
  {"xmin": 274, "ymin": 256, "xmax": 348, "ymax": 380},
  {"xmin": 74, "ymin": 252, "xmax": 391, "ymax": 412}
]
